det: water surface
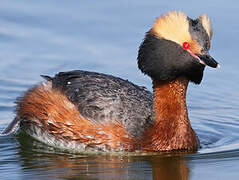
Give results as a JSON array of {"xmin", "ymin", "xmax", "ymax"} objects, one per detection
[{"xmin": 1, "ymin": 1, "xmax": 239, "ymax": 179}]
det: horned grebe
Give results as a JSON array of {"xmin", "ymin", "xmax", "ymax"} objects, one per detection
[{"xmin": 2, "ymin": 11, "xmax": 219, "ymax": 152}]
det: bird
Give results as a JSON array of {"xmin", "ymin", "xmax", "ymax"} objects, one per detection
[{"xmin": 1, "ymin": 11, "xmax": 219, "ymax": 152}]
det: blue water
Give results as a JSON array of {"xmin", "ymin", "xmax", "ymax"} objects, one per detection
[{"xmin": 1, "ymin": 1, "xmax": 239, "ymax": 179}]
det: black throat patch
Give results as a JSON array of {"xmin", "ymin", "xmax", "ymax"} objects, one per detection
[{"xmin": 137, "ymin": 33, "xmax": 205, "ymax": 84}]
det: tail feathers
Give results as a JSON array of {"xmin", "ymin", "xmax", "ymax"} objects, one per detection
[{"xmin": 0, "ymin": 118, "xmax": 20, "ymax": 136}]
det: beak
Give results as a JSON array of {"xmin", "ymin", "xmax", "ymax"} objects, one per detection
[
  {"xmin": 186, "ymin": 49, "xmax": 220, "ymax": 68},
  {"xmin": 196, "ymin": 54, "xmax": 220, "ymax": 68}
]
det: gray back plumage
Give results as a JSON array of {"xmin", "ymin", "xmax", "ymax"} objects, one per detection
[{"xmin": 50, "ymin": 70, "xmax": 154, "ymax": 138}]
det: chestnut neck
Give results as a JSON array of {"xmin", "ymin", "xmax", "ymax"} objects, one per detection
[
  {"xmin": 153, "ymin": 77, "xmax": 189, "ymax": 125},
  {"xmin": 142, "ymin": 77, "xmax": 198, "ymax": 151}
]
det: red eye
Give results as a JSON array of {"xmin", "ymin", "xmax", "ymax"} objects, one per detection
[{"xmin": 183, "ymin": 42, "xmax": 190, "ymax": 50}]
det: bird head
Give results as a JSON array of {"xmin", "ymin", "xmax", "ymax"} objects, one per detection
[{"xmin": 137, "ymin": 11, "xmax": 219, "ymax": 84}]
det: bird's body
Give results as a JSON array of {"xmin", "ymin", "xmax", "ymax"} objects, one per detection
[
  {"xmin": 17, "ymin": 70, "xmax": 154, "ymax": 151},
  {"xmin": 2, "ymin": 11, "xmax": 219, "ymax": 152}
]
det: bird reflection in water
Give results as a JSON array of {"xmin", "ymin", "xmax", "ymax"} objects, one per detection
[{"xmin": 17, "ymin": 132, "xmax": 192, "ymax": 180}]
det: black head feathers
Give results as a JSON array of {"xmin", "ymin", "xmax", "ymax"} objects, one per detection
[{"xmin": 137, "ymin": 11, "xmax": 217, "ymax": 84}]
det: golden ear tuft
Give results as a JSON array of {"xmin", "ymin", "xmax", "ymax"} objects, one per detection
[
  {"xmin": 200, "ymin": 14, "xmax": 213, "ymax": 39},
  {"xmin": 150, "ymin": 11, "xmax": 192, "ymax": 45}
]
